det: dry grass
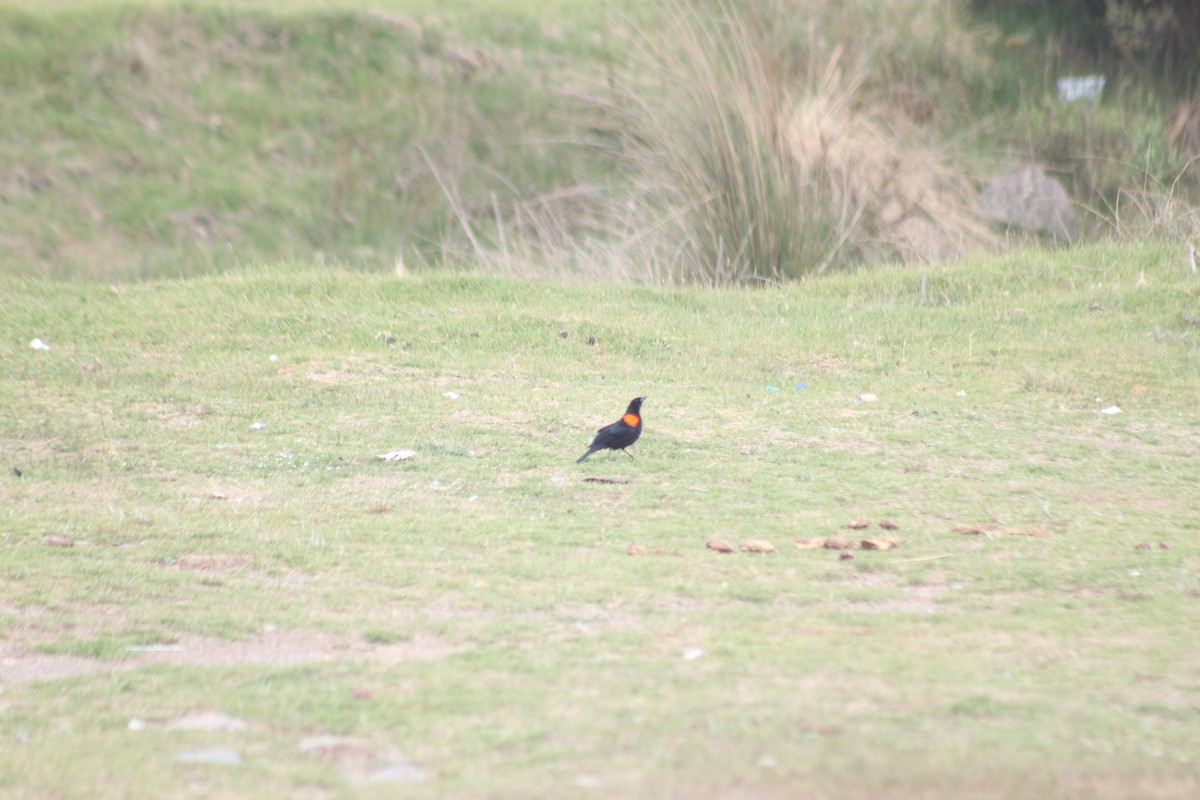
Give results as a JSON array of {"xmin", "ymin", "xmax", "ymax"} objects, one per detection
[
  {"xmin": 783, "ymin": 67, "xmax": 998, "ymax": 266},
  {"xmin": 462, "ymin": 0, "xmax": 1004, "ymax": 285},
  {"xmin": 1101, "ymin": 167, "xmax": 1200, "ymax": 245},
  {"xmin": 408, "ymin": 0, "xmax": 1007, "ymax": 284}
]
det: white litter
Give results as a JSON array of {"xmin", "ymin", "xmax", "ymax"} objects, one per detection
[
  {"xmin": 30, "ymin": 338, "xmax": 50, "ymax": 351},
  {"xmin": 1057, "ymin": 75, "xmax": 1105, "ymax": 102},
  {"xmin": 377, "ymin": 449, "xmax": 416, "ymax": 461}
]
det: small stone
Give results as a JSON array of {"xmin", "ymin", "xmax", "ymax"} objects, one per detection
[
  {"xmin": 299, "ymin": 735, "xmax": 369, "ymax": 755},
  {"xmin": 167, "ymin": 712, "xmax": 247, "ymax": 732},
  {"xmin": 367, "ymin": 762, "xmax": 427, "ymax": 783},
  {"xmin": 174, "ymin": 747, "xmax": 242, "ymax": 766}
]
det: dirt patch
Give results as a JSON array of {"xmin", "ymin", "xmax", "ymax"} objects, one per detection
[
  {"xmin": 160, "ymin": 553, "xmax": 251, "ymax": 572},
  {"xmin": 0, "ymin": 629, "xmax": 460, "ymax": 685},
  {"xmin": 132, "ymin": 401, "xmax": 211, "ymax": 429},
  {"xmin": 843, "ymin": 571, "xmax": 949, "ymax": 615},
  {"xmin": 299, "ymin": 732, "xmax": 428, "ymax": 784}
]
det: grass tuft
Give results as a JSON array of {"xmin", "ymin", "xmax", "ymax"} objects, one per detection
[{"xmin": 583, "ymin": 0, "xmax": 998, "ymax": 283}]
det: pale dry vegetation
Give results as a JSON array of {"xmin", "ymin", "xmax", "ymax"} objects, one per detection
[
  {"xmin": 465, "ymin": 0, "xmax": 1008, "ymax": 283},
  {"xmin": 443, "ymin": 0, "xmax": 1197, "ymax": 283}
]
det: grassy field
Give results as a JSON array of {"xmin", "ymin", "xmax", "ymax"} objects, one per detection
[
  {"xmin": 3, "ymin": 240, "xmax": 1199, "ymax": 798},
  {"xmin": 3, "ymin": 0, "xmax": 1199, "ymax": 796}
]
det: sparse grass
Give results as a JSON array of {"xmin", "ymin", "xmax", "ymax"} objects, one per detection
[
  {"xmin": 966, "ymin": 1, "xmax": 1200, "ymax": 242},
  {"xmin": 1002, "ymin": 98, "xmax": 1200, "ymax": 238},
  {"xmin": 2, "ymin": 241, "xmax": 1199, "ymax": 797}
]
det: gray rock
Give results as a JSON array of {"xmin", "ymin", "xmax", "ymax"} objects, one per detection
[{"xmin": 978, "ymin": 165, "xmax": 1077, "ymax": 241}]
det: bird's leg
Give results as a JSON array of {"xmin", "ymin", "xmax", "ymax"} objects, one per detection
[{"xmin": 623, "ymin": 450, "xmax": 635, "ymax": 459}]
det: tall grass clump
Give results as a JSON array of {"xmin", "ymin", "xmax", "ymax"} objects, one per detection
[
  {"xmin": 616, "ymin": 0, "xmax": 827, "ymax": 283},
  {"xmin": 602, "ymin": 0, "xmax": 996, "ymax": 284}
]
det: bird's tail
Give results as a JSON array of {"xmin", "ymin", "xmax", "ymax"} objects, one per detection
[{"xmin": 576, "ymin": 448, "xmax": 597, "ymax": 463}]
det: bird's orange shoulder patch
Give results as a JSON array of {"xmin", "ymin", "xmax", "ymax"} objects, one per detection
[{"xmin": 622, "ymin": 413, "xmax": 640, "ymax": 426}]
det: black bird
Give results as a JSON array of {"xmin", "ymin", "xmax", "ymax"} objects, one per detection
[{"xmin": 577, "ymin": 397, "xmax": 645, "ymax": 463}]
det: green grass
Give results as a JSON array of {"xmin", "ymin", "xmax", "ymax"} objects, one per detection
[
  {"xmin": 0, "ymin": 0, "xmax": 620, "ymax": 280},
  {"xmin": 2, "ymin": 241, "xmax": 1199, "ymax": 797},
  {"xmin": 3, "ymin": 0, "xmax": 1200, "ymax": 796}
]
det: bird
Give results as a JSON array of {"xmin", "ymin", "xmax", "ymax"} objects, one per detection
[{"xmin": 577, "ymin": 396, "xmax": 645, "ymax": 463}]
